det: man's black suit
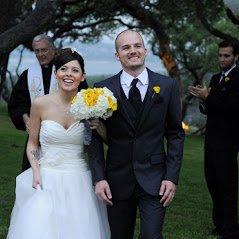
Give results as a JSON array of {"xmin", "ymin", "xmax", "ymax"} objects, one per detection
[
  {"xmin": 89, "ymin": 69, "xmax": 184, "ymax": 239},
  {"xmin": 8, "ymin": 65, "xmax": 88, "ymax": 171},
  {"xmin": 200, "ymin": 65, "xmax": 239, "ymax": 236}
]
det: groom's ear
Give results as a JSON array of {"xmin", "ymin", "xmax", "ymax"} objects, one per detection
[{"xmin": 115, "ymin": 52, "xmax": 120, "ymax": 61}]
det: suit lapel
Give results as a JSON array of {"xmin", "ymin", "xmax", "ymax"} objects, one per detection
[
  {"xmin": 215, "ymin": 65, "xmax": 238, "ymax": 86},
  {"xmin": 225, "ymin": 65, "xmax": 238, "ymax": 84},
  {"xmin": 109, "ymin": 72, "xmax": 135, "ymax": 129},
  {"xmin": 137, "ymin": 69, "xmax": 159, "ymax": 130}
]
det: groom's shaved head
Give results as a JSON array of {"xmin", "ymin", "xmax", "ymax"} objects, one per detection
[{"xmin": 115, "ymin": 29, "xmax": 145, "ymax": 52}]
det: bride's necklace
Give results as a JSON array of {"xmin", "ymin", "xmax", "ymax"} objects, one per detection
[
  {"xmin": 55, "ymin": 92, "xmax": 75, "ymax": 117},
  {"xmin": 54, "ymin": 98, "xmax": 72, "ymax": 117},
  {"xmin": 57, "ymin": 103, "xmax": 72, "ymax": 117}
]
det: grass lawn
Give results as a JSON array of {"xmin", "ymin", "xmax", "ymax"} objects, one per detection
[{"xmin": 0, "ymin": 112, "xmax": 218, "ymax": 239}]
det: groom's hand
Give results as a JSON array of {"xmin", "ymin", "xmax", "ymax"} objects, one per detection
[
  {"xmin": 95, "ymin": 180, "xmax": 113, "ymax": 206},
  {"xmin": 159, "ymin": 180, "xmax": 176, "ymax": 207}
]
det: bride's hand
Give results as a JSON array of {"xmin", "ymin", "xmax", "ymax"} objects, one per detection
[{"xmin": 32, "ymin": 170, "xmax": 42, "ymax": 189}]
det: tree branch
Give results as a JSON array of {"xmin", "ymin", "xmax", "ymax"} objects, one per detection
[
  {"xmin": 53, "ymin": 17, "xmax": 115, "ymax": 39},
  {"xmin": 194, "ymin": 1, "xmax": 239, "ymax": 43},
  {"xmin": 0, "ymin": 0, "xmax": 58, "ymax": 54}
]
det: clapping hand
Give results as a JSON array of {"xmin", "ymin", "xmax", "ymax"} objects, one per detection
[
  {"xmin": 188, "ymin": 84, "xmax": 211, "ymax": 100},
  {"xmin": 159, "ymin": 180, "xmax": 176, "ymax": 207}
]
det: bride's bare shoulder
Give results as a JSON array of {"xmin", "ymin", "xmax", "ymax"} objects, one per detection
[{"xmin": 31, "ymin": 93, "xmax": 56, "ymax": 109}]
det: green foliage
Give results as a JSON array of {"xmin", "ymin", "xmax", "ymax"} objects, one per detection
[
  {"xmin": 0, "ymin": 114, "xmax": 217, "ymax": 239},
  {"xmin": 149, "ymin": 1, "xmax": 239, "ymax": 90},
  {"xmin": 215, "ymin": 17, "xmax": 239, "ymax": 38},
  {"xmin": 0, "ymin": 101, "xmax": 7, "ymax": 115},
  {"xmin": 0, "ymin": 115, "xmax": 26, "ymax": 238},
  {"xmin": 170, "ymin": 22, "xmax": 219, "ymax": 84},
  {"xmin": 139, "ymin": 0, "xmax": 239, "ymax": 92}
]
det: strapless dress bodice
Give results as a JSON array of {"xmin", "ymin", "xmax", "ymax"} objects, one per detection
[
  {"xmin": 7, "ymin": 120, "xmax": 110, "ymax": 239},
  {"xmin": 39, "ymin": 120, "xmax": 88, "ymax": 171}
]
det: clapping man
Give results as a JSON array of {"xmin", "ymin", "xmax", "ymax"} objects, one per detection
[{"xmin": 189, "ymin": 40, "xmax": 239, "ymax": 239}]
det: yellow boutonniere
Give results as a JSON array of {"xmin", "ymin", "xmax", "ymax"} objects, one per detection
[
  {"xmin": 153, "ymin": 85, "xmax": 161, "ymax": 94},
  {"xmin": 153, "ymin": 86, "xmax": 160, "ymax": 94},
  {"xmin": 225, "ymin": 77, "xmax": 230, "ymax": 82}
]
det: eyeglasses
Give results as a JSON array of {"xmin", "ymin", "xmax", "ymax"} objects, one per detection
[{"xmin": 34, "ymin": 48, "xmax": 50, "ymax": 55}]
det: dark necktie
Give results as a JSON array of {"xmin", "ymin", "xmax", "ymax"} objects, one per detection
[
  {"xmin": 220, "ymin": 73, "xmax": 226, "ymax": 85},
  {"xmin": 129, "ymin": 78, "xmax": 142, "ymax": 112}
]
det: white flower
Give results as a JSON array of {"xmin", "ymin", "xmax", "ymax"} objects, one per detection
[{"xmin": 69, "ymin": 87, "xmax": 117, "ymax": 121}]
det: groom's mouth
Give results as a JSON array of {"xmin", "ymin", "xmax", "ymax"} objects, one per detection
[{"xmin": 128, "ymin": 55, "xmax": 141, "ymax": 62}]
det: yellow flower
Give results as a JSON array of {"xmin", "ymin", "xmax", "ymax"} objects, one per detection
[
  {"xmin": 94, "ymin": 88, "xmax": 104, "ymax": 97},
  {"xmin": 108, "ymin": 96, "xmax": 117, "ymax": 111},
  {"xmin": 71, "ymin": 95, "xmax": 77, "ymax": 104},
  {"xmin": 83, "ymin": 89, "xmax": 99, "ymax": 106},
  {"xmin": 225, "ymin": 77, "xmax": 230, "ymax": 82},
  {"xmin": 153, "ymin": 86, "xmax": 160, "ymax": 94}
]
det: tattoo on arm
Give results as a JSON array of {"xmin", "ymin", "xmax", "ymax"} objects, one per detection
[{"xmin": 30, "ymin": 149, "xmax": 41, "ymax": 161}]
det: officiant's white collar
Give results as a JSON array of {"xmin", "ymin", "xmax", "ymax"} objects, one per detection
[{"xmin": 121, "ymin": 68, "xmax": 148, "ymax": 87}]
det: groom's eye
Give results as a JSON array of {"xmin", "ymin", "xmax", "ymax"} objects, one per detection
[
  {"xmin": 121, "ymin": 45, "xmax": 130, "ymax": 50},
  {"xmin": 135, "ymin": 44, "xmax": 142, "ymax": 48}
]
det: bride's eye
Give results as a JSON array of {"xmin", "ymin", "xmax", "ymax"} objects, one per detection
[
  {"xmin": 60, "ymin": 66, "xmax": 67, "ymax": 71},
  {"xmin": 72, "ymin": 68, "xmax": 80, "ymax": 73}
]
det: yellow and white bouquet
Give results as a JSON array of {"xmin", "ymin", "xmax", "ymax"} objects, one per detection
[{"xmin": 70, "ymin": 87, "xmax": 117, "ymax": 121}]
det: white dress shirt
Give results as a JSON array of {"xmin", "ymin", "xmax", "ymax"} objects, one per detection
[
  {"xmin": 219, "ymin": 64, "xmax": 236, "ymax": 83},
  {"xmin": 120, "ymin": 68, "xmax": 149, "ymax": 101}
]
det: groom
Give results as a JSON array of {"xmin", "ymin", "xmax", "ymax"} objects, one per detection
[{"xmin": 89, "ymin": 29, "xmax": 184, "ymax": 239}]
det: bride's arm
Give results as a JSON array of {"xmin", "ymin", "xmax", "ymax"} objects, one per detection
[
  {"xmin": 88, "ymin": 119, "xmax": 107, "ymax": 144},
  {"xmin": 26, "ymin": 98, "xmax": 42, "ymax": 189}
]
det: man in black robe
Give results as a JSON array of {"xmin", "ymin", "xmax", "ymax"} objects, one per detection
[{"xmin": 8, "ymin": 34, "xmax": 88, "ymax": 171}]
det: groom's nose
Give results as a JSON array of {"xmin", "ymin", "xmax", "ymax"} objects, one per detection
[{"xmin": 129, "ymin": 47, "xmax": 137, "ymax": 54}]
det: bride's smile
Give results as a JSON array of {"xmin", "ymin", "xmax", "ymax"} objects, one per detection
[{"xmin": 56, "ymin": 60, "xmax": 85, "ymax": 92}]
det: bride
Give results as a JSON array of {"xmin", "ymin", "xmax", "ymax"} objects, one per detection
[{"xmin": 7, "ymin": 48, "xmax": 110, "ymax": 239}]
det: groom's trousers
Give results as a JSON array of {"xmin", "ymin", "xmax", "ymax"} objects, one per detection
[{"xmin": 107, "ymin": 183, "xmax": 166, "ymax": 239}]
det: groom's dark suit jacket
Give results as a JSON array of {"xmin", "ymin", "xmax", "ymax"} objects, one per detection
[{"xmin": 89, "ymin": 69, "xmax": 185, "ymax": 200}]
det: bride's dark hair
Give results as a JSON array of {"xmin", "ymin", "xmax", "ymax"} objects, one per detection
[{"xmin": 53, "ymin": 48, "xmax": 85, "ymax": 73}]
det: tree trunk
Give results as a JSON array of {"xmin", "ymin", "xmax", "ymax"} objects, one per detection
[
  {"xmin": 153, "ymin": 31, "xmax": 182, "ymax": 93},
  {"xmin": 0, "ymin": 0, "xmax": 56, "ymax": 54},
  {"xmin": 194, "ymin": 1, "xmax": 239, "ymax": 43},
  {"xmin": 0, "ymin": 0, "xmax": 57, "ymax": 99}
]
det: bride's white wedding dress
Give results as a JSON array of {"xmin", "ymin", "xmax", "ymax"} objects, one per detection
[{"xmin": 7, "ymin": 120, "xmax": 110, "ymax": 239}]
